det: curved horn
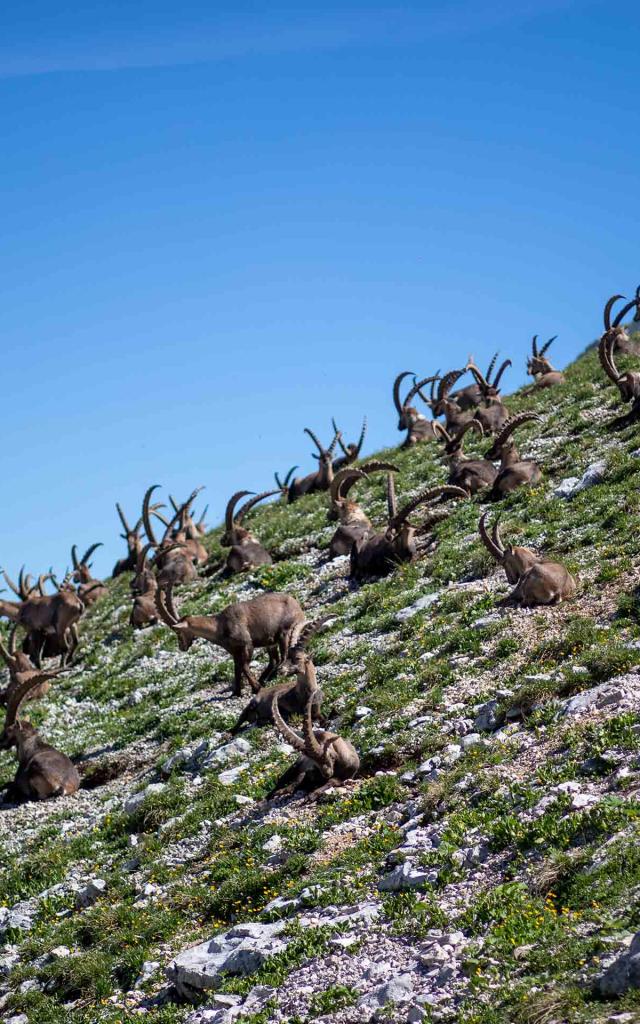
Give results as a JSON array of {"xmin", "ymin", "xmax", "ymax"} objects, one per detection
[
  {"xmin": 327, "ymin": 428, "xmax": 341, "ymax": 457},
  {"xmin": 162, "ymin": 487, "xmax": 204, "ymax": 542},
  {"xmin": 491, "ymin": 412, "xmax": 541, "ymax": 451},
  {"xmin": 430, "ymin": 372, "xmax": 440, "ymax": 402},
  {"xmin": 271, "ymin": 690, "xmax": 306, "ymax": 753},
  {"xmin": 393, "ymin": 371, "xmax": 413, "ymax": 414},
  {"xmin": 331, "ymin": 418, "xmax": 349, "ymax": 457},
  {"xmin": 432, "ymin": 421, "xmax": 451, "ymax": 444},
  {"xmin": 457, "ymin": 418, "xmax": 485, "ymax": 442},
  {"xmin": 3, "ymin": 674, "xmax": 52, "ymax": 731},
  {"xmin": 116, "ymin": 503, "xmax": 131, "ymax": 534},
  {"xmin": 405, "ymin": 375, "xmax": 440, "ymax": 408},
  {"xmin": 18, "ymin": 567, "xmax": 30, "ymax": 601},
  {"xmin": 301, "ymin": 684, "xmax": 326, "ymax": 764},
  {"xmin": 532, "ymin": 335, "xmax": 539, "ymax": 357},
  {"xmin": 353, "ymin": 416, "xmax": 367, "ymax": 457},
  {"xmin": 438, "ymin": 368, "xmax": 466, "ymax": 401},
  {"xmin": 612, "ymin": 297, "xmax": 640, "ymax": 329},
  {"xmin": 599, "ymin": 333, "xmax": 620, "ymax": 384},
  {"xmin": 539, "ymin": 336, "xmax": 557, "ymax": 357},
  {"xmin": 142, "ymin": 485, "xmax": 162, "ymax": 547},
  {"xmin": 304, "ymin": 427, "xmax": 325, "ymax": 455},
  {"xmin": 486, "ymin": 352, "xmax": 499, "ymax": 382},
  {"xmin": 386, "ymin": 473, "xmax": 398, "ymax": 521},
  {"xmin": 466, "ymin": 362, "xmax": 489, "ymax": 391},
  {"xmin": 330, "ymin": 468, "xmax": 367, "ymax": 503},
  {"xmin": 394, "ymin": 484, "xmax": 468, "ymax": 526},
  {"xmin": 81, "ymin": 542, "xmax": 103, "ymax": 567},
  {"xmin": 71, "ymin": 546, "xmax": 79, "ymax": 570},
  {"xmin": 492, "ymin": 359, "xmax": 512, "ymax": 390},
  {"xmin": 604, "ymin": 294, "xmax": 625, "ymax": 331},
  {"xmin": 1, "ymin": 571, "xmax": 21, "ymax": 599},
  {"xmin": 236, "ymin": 490, "xmax": 280, "ymax": 523},
  {"xmin": 479, "ymin": 510, "xmax": 504, "ymax": 562},
  {"xmin": 135, "ymin": 541, "xmax": 154, "ymax": 574},
  {"xmin": 225, "ymin": 490, "xmax": 253, "ymax": 533},
  {"xmin": 154, "ymin": 586, "xmax": 178, "ymax": 628}
]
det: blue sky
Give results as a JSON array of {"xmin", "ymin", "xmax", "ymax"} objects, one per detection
[{"xmin": 1, "ymin": 0, "xmax": 638, "ymax": 580}]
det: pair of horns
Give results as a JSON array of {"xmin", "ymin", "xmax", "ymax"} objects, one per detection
[
  {"xmin": 387, "ymin": 480, "xmax": 468, "ymax": 527},
  {"xmin": 330, "ymin": 461, "xmax": 399, "ymax": 504},
  {"xmin": 487, "ymin": 412, "xmax": 541, "ymax": 455},
  {"xmin": 468, "ymin": 359, "xmax": 512, "ymax": 394},
  {"xmin": 603, "ymin": 290, "xmax": 640, "ymax": 332},
  {"xmin": 392, "ymin": 372, "xmax": 440, "ymax": 414},
  {"xmin": 532, "ymin": 335, "xmax": 557, "ymax": 358},
  {"xmin": 224, "ymin": 489, "xmax": 280, "ymax": 533},
  {"xmin": 479, "ymin": 510, "xmax": 507, "ymax": 562},
  {"xmin": 71, "ymin": 542, "xmax": 103, "ymax": 570},
  {"xmin": 143, "ymin": 485, "xmax": 204, "ymax": 548},
  {"xmin": 305, "ymin": 426, "xmax": 341, "ymax": 460},
  {"xmin": 271, "ymin": 681, "xmax": 326, "ymax": 766},
  {"xmin": 331, "ymin": 417, "xmax": 368, "ymax": 460},
  {"xmin": 154, "ymin": 584, "xmax": 182, "ymax": 628},
  {"xmin": 275, "ymin": 465, "xmax": 299, "ymax": 492}
]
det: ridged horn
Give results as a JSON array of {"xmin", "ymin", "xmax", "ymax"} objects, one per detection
[
  {"xmin": 393, "ymin": 485, "xmax": 467, "ymax": 526},
  {"xmin": 225, "ymin": 491, "xmax": 253, "ymax": 533},
  {"xmin": 539, "ymin": 336, "xmax": 557, "ymax": 357},
  {"xmin": 142, "ymin": 485, "xmax": 162, "ymax": 547},
  {"xmin": 491, "ymin": 412, "xmax": 541, "ymax": 451},
  {"xmin": 236, "ymin": 490, "xmax": 280, "ymax": 523},
  {"xmin": 271, "ymin": 690, "xmax": 306, "ymax": 753},
  {"xmin": 393, "ymin": 371, "xmax": 413, "ymax": 414},
  {"xmin": 479, "ymin": 510, "xmax": 504, "ymax": 562}
]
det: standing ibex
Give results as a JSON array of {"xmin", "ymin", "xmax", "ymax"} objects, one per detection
[
  {"xmin": 267, "ymin": 679, "xmax": 359, "ymax": 799},
  {"xmin": 479, "ymin": 511, "xmax": 576, "ymax": 606},
  {"xmin": 484, "ymin": 413, "xmax": 543, "ymax": 498},
  {"xmin": 350, "ymin": 479, "xmax": 467, "ymax": 579},
  {"xmin": 17, "ymin": 580, "xmax": 84, "ymax": 667},
  {"xmin": 154, "ymin": 586, "xmax": 305, "ymax": 695},
  {"xmin": 71, "ymin": 543, "xmax": 108, "ymax": 607},
  {"xmin": 229, "ymin": 620, "xmax": 326, "ymax": 735},
  {"xmin": 0, "ymin": 678, "xmax": 80, "ymax": 801},
  {"xmin": 393, "ymin": 372, "xmax": 442, "ymax": 446},
  {"xmin": 331, "ymin": 417, "xmax": 367, "ymax": 469},
  {"xmin": 599, "ymin": 292, "xmax": 640, "ymax": 423},
  {"xmin": 328, "ymin": 461, "xmax": 399, "ymax": 559},
  {"xmin": 284, "ymin": 428, "xmax": 342, "ymax": 502},
  {"xmin": 434, "ymin": 420, "xmax": 497, "ymax": 495},
  {"xmin": 526, "ymin": 336, "xmax": 564, "ymax": 389},
  {"xmin": 221, "ymin": 489, "xmax": 279, "ymax": 573}
]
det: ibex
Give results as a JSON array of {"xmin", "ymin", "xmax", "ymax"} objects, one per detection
[
  {"xmin": 129, "ymin": 544, "xmax": 158, "ymax": 629},
  {"xmin": 154, "ymin": 586, "xmax": 305, "ymax": 695},
  {"xmin": 328, "ymin": 461, "xmax": 399, "ymax": 559},
  {"xmin": 392, "ymin": 373, "xmax": 441, "ymax": 446},
  {"xmin": 1, "ymin": 568, "xmax": 39, "ymax": 620},
  {"xmin": 601, "ymin": 289, "xmax": 640, "ymax": 355},
  {"xmin": 484, "ymin": 412, "xmax": 542, "ymax": 499},
  {"xmin": 479, "ymin": 511, "xmax": 576, "ymax": 606},
  {"xmin": 430, "ymin": 369, "xmax": 478, "ymax": 435},
  {"xmin": 142, "ymin": 486, "xmax": 201, "ymax": 585},
  {"xmin": 599, "ymin": 292, "xmax": 640, "ymax": 423},
  {"xmin": 167, "ymin": 494, "xmax": 209, "ymax": 542},
  {"xmin": 0, "ymin": 627, "xmax": 64, "ymax": 706},
  {"xmin": 0, "ymin": 678, "xmax": 80, "ymax": 802},
  {"xmin": 274, "ymin": 465, "xmax": 299, "ymax": 500},
  {"xmin": 71, "ymin": 543, "xmax": 107, "ymax": 606},
  {"xmin": 229, "ymin": 621, "xmax": 325, "ymax": 735},
  {"xmin": 0, "ymin": 591, "xmax": 23, "ymax": 623},
  {"xmin": 221, "ymin": 489, "xmax": 279, "ymax": 573},
  {"xmin": 434, "ymin": 420, "xmax": 497, "ymax": 495},
  {"xmin": 113, "ymin": 505, "xmax": 145, "ymax": 577},
  {"xmin": 466, "ymin": 360, "xmax": 511, "ymax": 434},
  {"xmin": 17, "ymin": 579, "xmax": 84, "ymax": 667},
  {"xmin": 283, "ymin": 428, "xmax": 342, "ymax": 502},
  {"xmin": 350, "ymin": 479, "xmax": 467, "ymax": 579},
  {"xmin": 451, "ymin": 352, "xmax": 498, "ymax": 410},
  {"xmin": 331, "ymin": 416, "xmax": 368, "ymax": 468},
  {"xmin": 267, "ymin": 679, "xmax": 359, "ymax": 799},
  {"xmin": 526, "ymin": 336, "xmax": 564, "ymax": 389}
]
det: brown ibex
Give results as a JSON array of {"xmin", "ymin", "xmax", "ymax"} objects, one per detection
[
  {"xmin": 283, "ymin": 427, "xmax": 342, "ymax": 502},
  {"xmin": 71, "ymin": 543, "xmax": 108, "ymax": 606},
  {"xmin": 466, "ymin": 359, "xmax": 511, "ymax": 434},
  {"xmin": 129, "ymin": 544, "xmax": 159, "ymax": 629},
  {"xmin": 267, "ymin": 679, "xmax": 359, "ymax": 799},
  {"xmin": 350, "ymin": 479, "xmax": 467, "ymax": 579},
  {"xmin": 479, "ymin": 511, "xmax": 576, "ymax": 606},
  {"xmin": 430, "ymin": 369, "xmax": 477, "ymax": 436},
  {"xmin": 229, "ymin": 620, "xmax": 326, "ymax": 735},
  {"xmin": 331, "ymin": 416, "xmax": 367, "ymax": 468},
  {"xmin": 451, "ymin": 352, "xmax": 498, "ymax": 410},
  {"xmin": 1, "ymin": 568, "xmax": 39, "ymax": 620},
  {"xmin": 221, "ymin": 489, "xmax": 279, "ymax": 573},
  {"xmin": 526, "ymin": 336, "xmax": 564, "ymax": 389},
  {"xmin": 602, "ymin": 289, "xmax": 640, "ymax": 355},
  {"xmin": 484, "ymin": 413, "xmax": 542, "ymax": 499},
  {"xmin": 393, "ymin": 373, "xmax": 442, "ymax": 446},
  {"xmin": 154, "ymin": 586, "xmax": 305, "ymax": 695},
  {"xmin": 0, "ymin": 678, "xmax": 80, "ymax": 802},
  {"xmin": 113, "ymin": 505, "xmax": 144, "ymax": 577},
  {"xmin": 434, "ymin": 420, "xmax": 497, "ymax": 495},
  {"xmin": 328, "ymin": 461, "xmax": 399, "ymax": 559},
  {"xmin": 17, "ymin": 577, "xmax": 84, "ymax": 667},
  {"xmin": 599, "ymin": 292, "xmax": 640, "ymax": 423},
  {"xmin": 142, "ymin": 486, "xmax": 202, "ymax": 585}
]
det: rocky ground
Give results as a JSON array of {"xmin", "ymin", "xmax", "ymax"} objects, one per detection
[{"xmin": 2, "ymin": 344, "xmax": 640, "ymax": 1023}]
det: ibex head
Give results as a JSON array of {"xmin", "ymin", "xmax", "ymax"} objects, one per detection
[
  {"xmin": 305, "ymin": 426, "xmax": 341, "ymax": 471},
  {"xmin": 467, "ymin": 358, "xmax": 512, "ymax": 404},
  {"xmin": 221, "ymin": 490, "xmax": 279, "ymax": 547},
  {"xmin": 484, "ymin": 412, "xmax": 541, "ymax": 463},
  {"xmin": 71, "ymin": 543, "xmax": 103, "ymax": 584},
  {"xmin": 328, "ymin": 461, "xmax": 398, "ymax": 522},
  {"xmin": 331, "ymin": 417, "xmax": 367, "ymax": 465},
  {"xmin": 433, "ymin": 418, "xmax": 484, "ymax": 460},
  {"xmin": 527, "ymin": 335, "xmax": 557, "ymax": 377},
  {"xmin": 274, "ymin": 465, "xmax": 299, "ymax": 498},
  {"xmin": 154, "ymin": 586, "xmax": 193, "ymax": 651},
  {"xmin": 393, "ymin": 372, "xmax": 440, "ymax": 429}
]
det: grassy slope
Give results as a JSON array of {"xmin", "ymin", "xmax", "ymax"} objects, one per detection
[{"xmin": 2, "ymin": 344, "xmax": 640, "ymax": 1022}]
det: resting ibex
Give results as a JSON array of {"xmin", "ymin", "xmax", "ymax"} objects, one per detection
[
  {"xmin": 599, "ymin": 292, "xmax": 640, "ymax": 423},
  {"xmin": 284, "ymin": 428, "xmax": 342, "ymax": 502},
  {"xmin": 526, "ymin": 336, "xmax": 564, "ymax": 389},
  {"xmin": 484, "ymin": 413, "xmax": 542, "ymax": 499},
  {"xmin": 0, "ymin": 678, "xmax": 80, "ymax": 802},
  {"xmin": 113, "ymin": 505, "xmax": 144, "ymax": 577},
  {"xmin": 129, "ymin": 544, "xmax": 158, "ymax": 629},
  {"xmin": 154, "ymin": 586, "xmax": 305, "ymax": 695},
  {"xmin": 451, "ymin": 353, "xmax": 498, "ymax": 410},
  {"xmin": 267, "ymin": 679, "xmax": 359, "ymax": 799},
  {"xmin": 71, "ymin": 543, "xmax": 107, "ymax": 607},
  {"xmin": 479, "ymin": 511, "xmax": 576, "ymax": 606},
  {"xmin": 392, "ymin": 373, "xmax": 441, "ymax": 446},
  {"xmin": 434, "ymin": 420, "xmax": 497, "ymax": 495},
  {"xmin": 466, "ymin": 360, "xmax": 511, "ymax": 434},
  {"xmin": 350, "ymin": 479, "xmax": 467, "ymax": 579},
  {"xmin": 274, "ymin": 465, "xmax": 299, "ymax": 500},
  {"xmin": 142, "ymin": 486, "xmax": 201, "ymax": 585},
  {"xmin": 601, "ymin": 289, "xmax": 640, "ymax": 355},
  {"xmin": 221, "ymin": 489, "xmax": 279, "ymax": 573},
  {"xmin": 328, "ymin": 461, "xmax": 399, "ymax": 559},
  {"xmin": 331, "ymin": 417, "xmax": 367, "ymax": 469},
  {"xmin": 0, "ymin": 627, "xmax": 64, "ymax": 706},
  {"xmin": 229, "ymin": 620, "xmax": 325, "ymax": 735}
]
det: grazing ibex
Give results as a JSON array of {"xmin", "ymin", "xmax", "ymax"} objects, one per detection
[
  {"xmin": 284, "ymin": 428, "xmax": 342, "ymax": 502},
  {"xmin": 466, "ymin": 360, "xmax": 511, "ymax": 434},
  {"xmin": 393, "ymin": 373, "xmax": 441, "ymax": 446},
  {"xmin": 229, "ymin": 620, "xmax": 326, "ymax": 735},
  {"xmin": 154, "ymin": 586, "xmax": 305, "ymax": 695},
  {"xmin": 221, "ymin": 489, "xmax": 279, "ymax": 573},
  {"xmin": 0, "ymin": 678, "xmax": 80, "ymax": 802},
  {"xmin": 129, "ymin": 544, "xmax": 159, "ymax": 629},
  {"xmin": 526, "ymin": 336, "xmax": 564, "ymax": 389},
  {"xmin": 331, "ymin": 417, "xmax": 368, "ymax": 469},
  {"xmin": 328, "ymin": 461, "xmax": 399, "ymax": 559},
  {"xmin": 484, "ymin": 413, "xmax": 542, "ymax": 499},
  {"xmin": 479, "ymin": 511, "xmax": 576, "ymax": 606},
  {"xmin": 0, "ymin": 627, "xmax": 64, "ymax": 706},
  {"xmin": 434, "ymin": 420, "xmax": 497, "ymax": 495},
  {"xmin": 71, "ymin": 543, "xmax": 107, "ymax": 607},
  {"xmin": 599, "ymin": 292, "xmax": 640, "ymax": 423},
  {"xmin": 350, "ymin": 479, "xmax": 467, "ymax": 579},
  {"xmin": 267, "ymin": 679, "xmax": 359, "ymax": 799}
]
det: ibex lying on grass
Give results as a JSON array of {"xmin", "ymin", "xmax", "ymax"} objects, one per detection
[
  {"xmin": 267, "ymin": 679, "xmax": 359, "ymax": 799},
  {"xmin": 429, "ymin": 369, "xmax": 478, "ymax": 436},
  {"xmin": 71, "ymin": 543, "xmax": 107, "ymax": 606},
  {"xmin": 0, "ymin": 678, "xmax": 80, "ymax": 802},
  {"xmin": 479, "ymin": 511, "xmax": 576, "ymax": 606},
  {"xmin": 451, "ymin": 353, "xmax": 498, "ymax": 410},
  {"xmin": 393, "ymin": 373, "xmax": 441, "ymax": 446},
  {"xmin": 350, "ymin": 479, "xmax": 467, "ymax": 579},
  {"xmin": 466, "ymin": 360, "xmax": 511, "ymax": 434},
  {"xmin": 154, "ymin": 586, "xmax": 305, "ymax": 695},
  {"xmin": 129, "ymin": 544, "xmax": 159, "ymax": 629},
  {"xmin": 331, "ymin": 417, "xmax": 367, "ymax": 468},
  {"xmin": 602, "ymin": 290, "xmax": 640, "ymax": 355},
  {"xmin": 284, "ymin": 428, "xmax": 342, "ymax": 502},
  {"xmin": 0, "ymin": 627, "xmax": 64, "ymax": 706},
  {"xmin": 142, "ymin": 486, "xmax": 201, "ymax": 585},
  {"xmin": 274, "ymin": 465, "xmax": 299, "ymax": 500},
  {"xmin": 229, "ymin": 621, "xmax": 326, "ymax": 735},
  {"xmin": 113, "ymin": 504, "xmax": 145, "ymax": 577},
  {"xmin": 599, "ymin": 292, "xmax": 640, "ymax": 423},
  {"xmin": 526, "ymin": 336, "xmax": 564, "ymax": 389},
  {"xmin": 435, "ymin": 420, "xmax": 497, "ymax": 495},
  {"xmin": 484, "ymin": 413, "xmax": 542, "ymax": 499},
  {"xmin": 328, "ymin": 461, "xmax": 399, "ymax": 559},
  {"xmin": 221, "ymin": 489, "xmax": 279, "ymax": 573}
]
